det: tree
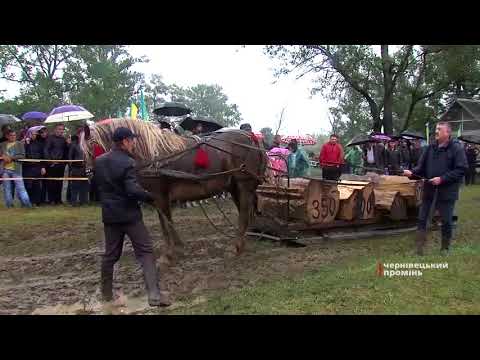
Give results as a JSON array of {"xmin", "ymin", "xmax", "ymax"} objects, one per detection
[
  {"xmin": 64, "ymin": 45, "xmax": 147, "ymax": 119},
  {"xmin": 168, "ymin": 84, "xmax": 242, "ymax": 127},
  {"xmin": 0, "ymin": 45, "xmax": 148, "ymax": 119},
  {"xmin": 260, "ymin": 127, "xmax": 274, "ymax": 147},
  {"xmin": 0, "ymin": 45, "xmax": 75, "ymax": 109},
  {"xmin": 265, "ymin": 45, "xmax": 480, "ymax": 135},
  {"xmin": 144, "ymin": 73, "xmax": 170, "ymax": 113}
]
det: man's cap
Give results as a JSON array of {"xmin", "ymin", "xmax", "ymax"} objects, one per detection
[{"xmin": 113, "ymin": 127, "xmax": 139, "ymax": 142}]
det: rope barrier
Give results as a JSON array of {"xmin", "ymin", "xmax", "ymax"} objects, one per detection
[
  {"xmin": 15, "ymin": 159, "xmax": 84, "ymax": 163},
  {"xmin": 0, "ymin": 177, "xmax": 89, "ymax": 181}
]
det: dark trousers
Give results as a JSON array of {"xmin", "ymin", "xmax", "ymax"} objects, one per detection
[
  {"xmin": 89, "ymin": 174, "xmax": 100, "ymax": 202},
  {"xmin": 24, "ymin": 179, "xmax": 42, "ymax": 206},
  {"xmin": 465, "ymin": 166, "xmax": 476, "ymax": 185},
  {"xmin": 322, "ymin": 166, "xmax": 341, "ymax": 181},
  {"xmin": 102, "ymin": 221, "xmax": 155, "ymax": 275},
  {"xmin": 47, "ymin": 164, "xmax": 66, "ymax": 204},
  {"xmin": 40, "ymin": 179, "xmax": 48, "ymax": 204},
  {"xmin": 418, "ymin": 197, "xmax": 455, "ymax": 246},
  {"xmin": 70, "ymin": 180, "xmax": 89, "ymax": 205}
]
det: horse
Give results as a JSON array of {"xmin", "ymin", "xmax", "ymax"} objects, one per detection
[{"xmin": 80, "ymin": 118, "xmax": 267, "ymax": 263}]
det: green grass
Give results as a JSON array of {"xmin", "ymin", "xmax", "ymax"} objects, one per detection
[
  {"xmin": 166, "ymin": 185, "xmax": 480, "ymax": 315},
  {"xmin": 0, "ymin": 205, "xmax": 102, "ymax": 256}
]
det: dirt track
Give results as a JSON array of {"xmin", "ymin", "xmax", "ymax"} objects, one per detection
[{"xmin": 0, "ymin": 201, "xmax": 375, "ymax": 315}]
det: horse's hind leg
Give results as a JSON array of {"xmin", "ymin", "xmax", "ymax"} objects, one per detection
[
  {"xmin": 163, "ymin": 204, "xmax": 184, "ymax": 249},
  {"xmin": 157, "ymin": 209, "xmax": 176, "ymax": 264}
]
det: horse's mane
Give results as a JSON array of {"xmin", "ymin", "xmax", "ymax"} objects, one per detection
[{"xmin": 84, "ymin": 118, "xmax": 187, "ymax": 162}]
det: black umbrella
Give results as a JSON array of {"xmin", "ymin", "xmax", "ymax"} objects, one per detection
[
  {"xmin": 153, "ymin": 102, "xmax": 192, "ymax": 117},
  {"xmin": 400, "ymin": 130, "xmax": 426, "ymax": 140},
  {"xmin": 0, "ymin": 114, "xmax": 22, "ymax": 126},
  {"xmin": 346, "ymin": 134, "xmax": 373, "ymax": 147},
  {"xmin": 179, "ymin": 116, "xmax": 223, "ymax": 133},
  {"xmin": 458, "ymin": 134, "xmax": 480, "ymax": 145}
]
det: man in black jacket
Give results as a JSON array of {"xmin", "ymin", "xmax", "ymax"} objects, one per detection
[
  {"xmin": 24, "ymin": 130, "xmax": 47, "ymax": 206},
  {"xmin": 362, "ymin": 142, "xmax": 386, "ymax": 174},
  {"xmin": 404, "ymin": 122, "xmax": 468, "ymax": 255},
  {"xmin": 68, "ymin": 135, "xmax": 89, "ymax": 206},
  {"xmin": 94, "ymin": 127, "xmax": 170, "ymax": 307},
  {"xmin": 44, "ymin": 123, "xmax": 70, "ymax": 204},
  {"xmin": 465, "ymin": 144, "xmax": 478, "ymax": 186}
]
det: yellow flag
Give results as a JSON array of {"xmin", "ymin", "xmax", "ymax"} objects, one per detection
[{"xmin": 130, "ymin": 103, "xmax": 138, "ymax": 120}]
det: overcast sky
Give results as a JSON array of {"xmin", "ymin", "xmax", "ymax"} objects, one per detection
[
  {"xmin": 0, "ymin": 45, "xmax": 339, "ymax": 135},
  {"xmin": 128, "ymin": 45, "xmax": 334, "ymax": 135}
]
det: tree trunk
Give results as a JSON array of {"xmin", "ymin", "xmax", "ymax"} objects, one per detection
[{"xmin": 381, "ymin": 45, "xmax": 393, "ymax": 135}]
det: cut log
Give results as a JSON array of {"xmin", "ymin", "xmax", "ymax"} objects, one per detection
[
  {"xmin": 337, "ymin": 187, "xmax": 360, "ymax": 221},
  {"xmin": 337, "ymin": 180, "xmax": 375, "ymax": 220},
  {"xmin": 256, "ymin": 178, "xmax": 339, "ymax": 225},
  {"xmin": 375, "ymin": 175, "xmax": 423, "ymax": 208},
  {"xmin": 305, "ymin": 180, "xmax": 339, "ymax": 224},
  {"xmin": 374, "ymin": 189, "xmax": 407, "ymax": 220}
]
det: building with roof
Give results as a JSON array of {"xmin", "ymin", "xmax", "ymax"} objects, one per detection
[{"xmin": 439, "ymin": 98, "xmax": 480, "ymax": 136}]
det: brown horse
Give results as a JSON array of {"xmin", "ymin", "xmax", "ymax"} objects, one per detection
[{"xmin": 80, "ymin": 118, "xmax": 267, "ymax": 262}]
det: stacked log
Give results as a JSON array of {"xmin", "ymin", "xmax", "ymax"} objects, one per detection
[
  {"xmin": 337, "ymin": 180, "xmax": 375, "ymax": 221},
  {"xmin": 256, "ymin": 178, "xmax": 339, "ymax": 225},
  {"xmin": 374, "ymin": 175, "xmax": 423, "ymax": 208},
  {"xmin": 373, "ymin": 189, "xmax": 408, "ymax": 220},
  {"xmin": 257, "ymin": 175, "xmax": 421, "ymax": 227}
]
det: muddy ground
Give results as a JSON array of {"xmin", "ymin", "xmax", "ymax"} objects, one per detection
[{"xmin": 0, "ymin": 200, "xmax": 381, "ymax": 315}]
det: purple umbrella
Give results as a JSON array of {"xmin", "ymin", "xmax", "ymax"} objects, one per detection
[
  {"xmin": 22, "ymin": 111, "xmax": 48, "ymax": 122},
  {"xmin": 370, "ymin": 132, "xmax": 392, "ymax": 142},
  {"xmin": 45, "ymin": 105, "xmax": 94, "ymax": 123}
]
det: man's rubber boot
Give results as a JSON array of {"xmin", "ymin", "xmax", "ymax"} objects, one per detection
[
  {"xmin": 101, "ymin": 268, "xmax": 114, "ymax": 302},
  {"xmin": 142, "ymin": 256, "xmax": 171, "ymax": 307},
  {"xmin": 416, "ymin": 231, "xmax": 427, "ymax": 256}
]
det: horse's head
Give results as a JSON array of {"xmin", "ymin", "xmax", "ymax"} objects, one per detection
[{"xmin": 79, "ymin": 123, "xmax": 108, "ymax": 172}]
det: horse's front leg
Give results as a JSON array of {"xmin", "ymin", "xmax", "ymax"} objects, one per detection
[{"xmin": 233, "ymin": 183, "xmax": 255, "ymax": 256}]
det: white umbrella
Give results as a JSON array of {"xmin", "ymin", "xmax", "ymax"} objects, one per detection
[{"xmin": 45, "ymin": 105, "xmax": 94, "ymax": 124}]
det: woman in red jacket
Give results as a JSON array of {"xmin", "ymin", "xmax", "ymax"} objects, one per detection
[{"xmin": 319, "ymin": 134, "xmax": 345, "ymax": 180}]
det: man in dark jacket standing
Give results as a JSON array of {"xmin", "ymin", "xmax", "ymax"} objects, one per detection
[
  {"xmin": 385, "ymin": 140, "xmax": 402, "ymax": 175},
  {"xmin": 404, "ymin": 122, "xmax": 468, "ymax": 255},
  {"xmin": 44, "ymin": 123, "xmax": 70, "ymax": 205},
  {"xmin": 362, "ymin": 142, "xmax": 386, "ymax": 174},
  {"xmin": 24, "ymin": 130, "xmax": 47, "ymax": 206},
  {"xmin": 464, "ymin": 144, "xmax": 478, "ymax": 186},
  {"xmin": 68, "ymin": 135, "xmax": 89, "ymax": 206},
  {"xmin": 94, "ymin": 127, "xmax": 170, "ymax": 307}
]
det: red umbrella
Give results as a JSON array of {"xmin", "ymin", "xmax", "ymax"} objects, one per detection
[
  {"xmin": 96, "ymin": 118, "xmax": 115, "ymax": 125},
  {"xmin": 280, "ymin": 134, "xmax": 316, "ymax": 146}
]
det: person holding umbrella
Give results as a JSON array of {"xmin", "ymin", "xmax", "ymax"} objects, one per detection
[
  {"xmin": 362, "ymin": 141, "xmax": 386, "ymax": 174},
  {"xmin": 410, "ymin": 139, "xmax": 424, "ymax": 168},
  {"xmin": 385, "ymin": 139, "xmax": 402, "ymax": 175},
  {"xmin": 44, "ymin": 123, "xmax": 71, "ymax": 205},
  {"xmin": 465, "ymin": 143, "xmax": 479, "ymax": 186},
  {"xmin": 344, "ymin": 145, "xmax": 362, "ymax": 175},
  {"xmin": 403, "ymin": 122, "xmax": 468, "ymax": 255},
  {"xmin": 24, "ymin": 127, "xmax": 47, "ymax": 206}
]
